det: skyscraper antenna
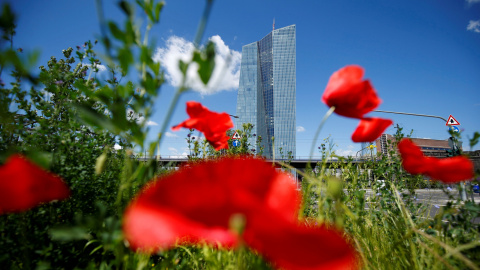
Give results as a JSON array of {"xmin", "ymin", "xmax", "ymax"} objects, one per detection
[{"xmin": 273, "ymin": 18, "xmax": 275, "ymax": 30}]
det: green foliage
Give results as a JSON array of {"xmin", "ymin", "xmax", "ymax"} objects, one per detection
[
  {"xmin": 299, "ymin": 130, "xmax": 480, "ymax": 269},
  {"xmin": 193, "ymin": 41, "xmax": 216, "ymax": 85}
]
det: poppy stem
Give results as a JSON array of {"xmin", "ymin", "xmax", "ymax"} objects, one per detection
[{"xmin": 308, "ymin": 106, "xmax": 335, "ymax": 166}]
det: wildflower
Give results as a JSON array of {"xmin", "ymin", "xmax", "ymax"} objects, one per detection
[
  {"xmin": 351, "ymin": 117, "xmax": 393, "ymax": 143},
  {"xmin": 322, "ymin": 65, "xmax": 381, "ymax": 119},
  {"xmin": 322, "ymin": 65, "xmax": 391, "ymax": 142},
  {"xmin": 54, "ymin": 80, "xmax": 64, "ymax": 85},
  {"xmin": 172, "ymin": 102, "xmax": 234, "ymax": 150},
  {"xmin": 76, "ymin": 46, "xmax": 81, "ymax": 50},
  {"xmin": 0, "ymin": 155, "xmax": 70, "ymax": 214},
  {"xmin": 398, "ymin": 139, "xmax": 474, "ymax": 183},
  {"xmin": 123, "ymin": 157, "xmax": 356, "ymax": 269}
]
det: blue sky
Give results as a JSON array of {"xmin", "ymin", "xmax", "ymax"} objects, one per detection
[{"xmin": 6, "ymin": 0, "xmax": 480, "ymax": 157}]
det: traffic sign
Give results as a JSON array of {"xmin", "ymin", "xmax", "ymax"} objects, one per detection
[
  {"xmin": 232, "ymin": 140, "xmax": 240, "ymax": 147},
  {"xmin": 449, "ymin": 126, "xmax": 460, "ymax": 133},
  {"xmin": 232, "ymin": 131, "xmax": 241, "ymax": 139},
  {"xmin": 445, "ymin": 115, "xmax": 460, "ymax": 126}
]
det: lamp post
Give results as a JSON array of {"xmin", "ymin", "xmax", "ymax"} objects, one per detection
[
  {"xmin": 373, "ymin": 109, "xmax": 467, "ymax": 201},
  {"xmin": 355, "ymin": 144, "xmax": 376, "ymax": 187}
]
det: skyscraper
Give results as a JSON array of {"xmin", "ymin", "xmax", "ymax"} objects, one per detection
[{"xmin": 236, "ymin": 25, "xmax": 296, "ymax": 159}]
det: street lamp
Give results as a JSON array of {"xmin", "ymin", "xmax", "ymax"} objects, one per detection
[{"xmin": 355, "ymin": 144, "xmax": 376, "ymax": 187}]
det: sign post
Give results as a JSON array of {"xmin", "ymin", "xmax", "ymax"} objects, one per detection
[{"xmin": 446, "ymin": 115, "xmax": 466, "ymax": 201}]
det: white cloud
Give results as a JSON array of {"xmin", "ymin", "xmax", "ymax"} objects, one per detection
[
  {"xmin": 335, "ymin": 145, "xmax": 355, "ymax": 157},
  {"xmin": 40, "ymin": 89, "xmax": 54, "ymax": 101},
  {"xmin": 127, "ymin": 108, "xmax": 144, "ymax": 124},
  {"xmin": 153, "ymin": 35, "xmax": 241, "ymax": 95},
  {"xmin": 168, "ymin": 147, "xmax": 188, "ymax": 158},
  {"xmin": 296, "ymin": 126, "xmax": 306, "ymax": 132},
  {"xmin": 467, "ymin": 20, "xmax": 480, "ymax": 33},
  {"xmin": 114, "ymin": 144, "xmax": 122, "ymax": 150},
  {"xmin": 146, "ymin": 120, "xmax": 158, "ymax": 126},
  {"xmin": 81, "ymin": 63, "xmax": 107, "ymax": 72},
  {"xmin": 466, "ymin": 0, "xmax": 480, "ymax": 4},
  {"xmin": 127, "ymin": 109, "xmax": 158, "ymax": 126},
  {"xmin": 165, "ymin": 132, "xmax": 179, "ymax": 138}
]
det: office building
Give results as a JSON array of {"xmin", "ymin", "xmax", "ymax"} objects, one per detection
[
  {"xmin": 235, "ymin": 24, "xmax": 296, "ymax": 159},
  {"xmin": 375, "ymin": 134, "xmax": 452, "ymax": 157}
]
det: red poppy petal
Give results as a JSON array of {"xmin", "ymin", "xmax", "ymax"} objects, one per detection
[
  {"xmin": 244, "ymin": 209, "xmax": 356, "ymax": 270},
  {"xmin": 426, "ymin": 156, "xmax": 474, "ymax": 184},
  {"xmin": 0, "ymin": 155, "xmax": 70, "ymax": 214},
  {"xmin": 398, "ymin": 138, "xmax": 424, "ymax": 158},
  {"xmin": 171, "ymin": 118, "xmax": 200, "ymax": 131},
  {"xmin": 265, "ymin": 174, "xmax": 301, "ymax": 223},
  {"xmin": 397, "ymin": 139, "xmax": 431, "ymax": 175},
  {"xmin": 185, "ymin": 101, "xmax": 208, "ymax": 117},
  {"xmin": 171, "ymin": 102, "xmax": 233, "ymax": 150},
  {"xmin": 123, "ymin": 203, "xmax": 238, "ymax": 252},
  {"xmin": 398, "ymin": 139, "xmax": 474, "ymax": 183},
  {"xmin": 351, "ymin": 117, "xmax": 393, "ymax": 143},
  {"xmin": 323, "ymin": 65, "xmax": 364, "ymax": 97},
  {"xmin": 322, "ymin": 65, "xmax": 381, "ymax": 119}
]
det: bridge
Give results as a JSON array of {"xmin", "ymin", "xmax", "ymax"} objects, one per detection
[{"xmin": 137, "ymin": 150, "xmax": 480, "ymax": 172}]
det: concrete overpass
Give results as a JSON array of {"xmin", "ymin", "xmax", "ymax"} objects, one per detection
[{"xmin": 137, "ymin": 150, "xmax": 480, "ymax": 172}]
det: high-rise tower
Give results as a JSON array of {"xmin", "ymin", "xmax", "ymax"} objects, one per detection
[{"xmin": 235, "ymin": 25, "xmax": 296, "ymax": 159}]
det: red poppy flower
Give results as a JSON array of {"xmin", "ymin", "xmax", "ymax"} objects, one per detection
[
  {"xmin": 351, "ymin": 117, "xmax": 393, "ymax": 143},
  {"xmin": 322, "ymin": 65, "xmax": 381, "ymax": 119},
  {"xmin": 0, "ymin": 155, "xmax": 70, "ymax": 214},
  {"xmin": 243, "ymin": 207, "xmax": 357, "ymax": 270},
  {"xmin": 398, "ymin": 139, "xmax": 474, "ymax": 183},
  {"xmin": 123, "ymin": 157, "xmax": 300, "ymax": 252},
  {"xmin": 123, "ymin": 157, "xmax": 356, "ymax": 269},
  {"xmin": 172, "ymin": 101, "xmax": 234, "ymax": 150}
]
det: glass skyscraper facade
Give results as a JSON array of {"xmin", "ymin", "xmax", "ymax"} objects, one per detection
[{"xmin": 236, "ymin": 25, "xmax": 296, "ymax": 159}]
